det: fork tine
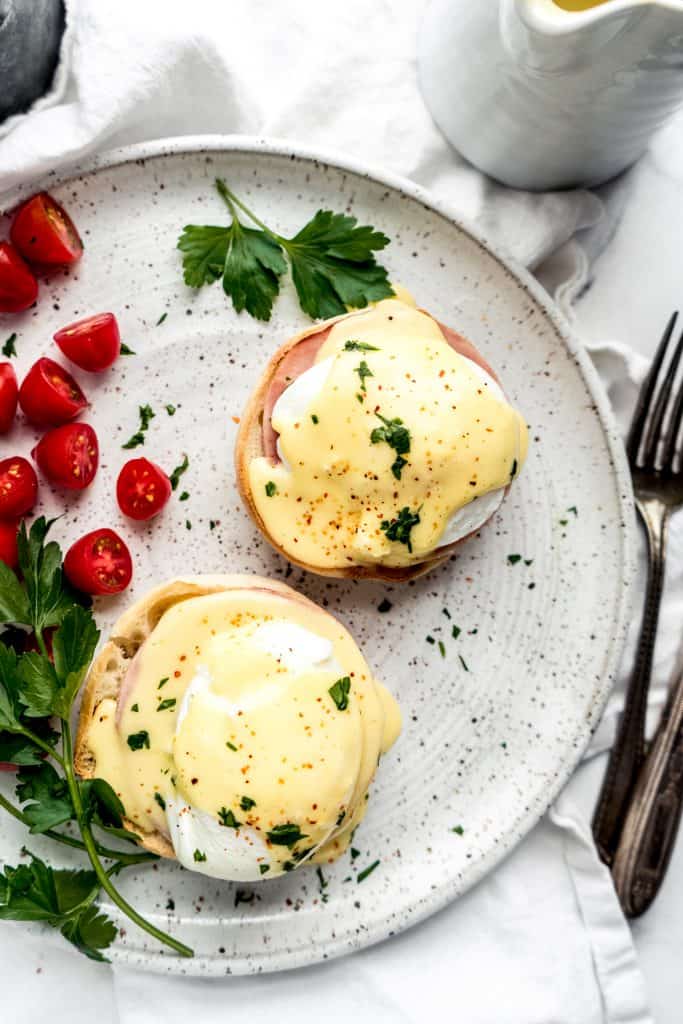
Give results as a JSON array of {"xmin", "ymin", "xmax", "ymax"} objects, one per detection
[
  {"xmin": 661, "ymin": 352, "xmax": 683, "ymax": 472},
  {"xmin": 627, "ymin": 312, "xmax": 678, "ymax": 465},
  {"xmin": 642, "ymin": 325, "xmax": 683, "ymax": 468}
]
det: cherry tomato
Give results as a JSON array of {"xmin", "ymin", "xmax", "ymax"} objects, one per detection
[
  {"xmin": 54, "ymin": 312, "xmax": 121, "ymax": 373},
  {"xmin": 0, "ymin": 456, "xmax": 38, "ymax": 518},
  {"xmin": 10, "ymin": 191, "xmax": 83, "ymax": 266},
  {"xmin": 19, "ymin": 357, "xmax": 87, "ymax": 427},
  {"xmin": 116, "ymin": 458, "xmax": 171, "ymax": 521},
  {"xmin": 0, "ymin": 518, "xmax": 19, "ymax": 569},
  {"xmin": 64, "ymin": 528, "xmax": 133, "ymax": 596},
  {"xmin": 0, "ymin": 362, "xmax": 18, "ymax": 433},
  {"xmin": 32, "ymin": 423, "xmax": 99, "ymax": 491},
  {"xmin": 0, "ymin": 242, "xmax": 38, "ymax": 313}
]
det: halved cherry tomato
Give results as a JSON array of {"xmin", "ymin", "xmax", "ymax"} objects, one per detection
[
  {"xmin": 0, "ymin": 518, "xmax": 19, "ymax": 569},
  {"xmin": 0, "ymin": 362, "xmax": 18, "ymax": 433},
  {"xmin": 11, "ymin": 192, "xmax": 83, "ymax": 266},
  {"xmin": 0, "ymin": 242, "xmax": 38, "ymax": 313},
  {"xmin": 0, "ymin": 456, "xmax": 38, "ymax": 518},
  {"xmin": 54, "ymin": 312, "xmax": 121, "ymax": 373},
  {"xmin": 19, "ymin": 357, "xmax": 87, "ymax": 427},
  {"xmin": 32, "ymin": 423, "xmax": 99, "ymax": 491},
  {"xmin": 116, "ymin": 458, "xmax": 171, "ymax": 521},
  {"xmin": 64, "ymin": 528, "xmax": 133, "ymax": 595}
]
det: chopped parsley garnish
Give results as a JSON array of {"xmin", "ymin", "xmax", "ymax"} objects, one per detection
[
  {"xmin": 165, "ymin": 404, "xmax": 176, "ymax": 416},
  {"xmin": 354, "ymin": 360, "xmax": 373, "ymax": 392},
  {"xmin": 311, "ymin": 413, "xmax": 319, "ymax": 424},
  {"xmin": 131, "ymin": 703, "xmax": 139, "ymax": 712},
  {"xmin": 127, "ymin": 730, "xmax": 150, "ymax": 751},
  {"xmin": 156, "ymin": 313, "xmax": 168, "ymax": 326},
  {"xmin": 282, "ymin": 861, "xmax": 295, "ymax": 872},
  {"xmin": 370, "ymin": 413, "xmax": 411, "ymax": 480},
  {"xmin": 381, "ymin": 506, "xmax": 420, "ymax": 552},
  {"xmin": 524, "ymin": 559, "xmax": 533, "ymax": 566},
  {"xmin": 329, "ymin": 676, "xmax": 351, "ymax": 711},
  {"xmin": 568, "ymin": 506, "xmax": 578, "ymax": 516},
  {"xmin": 426, "ymin": 635, "xmax": 435, "ymax": 645},
  {"xmin": 459, "ymin": 655, "xmax": 469, "ymax": 672},
  {"xmin": 218, "ymin": 807, "xmax": 241, "ymax": 829},
  {"xmin": 226, "ymin": 741, "xmax": 238, "ymax": 752},
  {"xmin": 185, "ymin": 520, "xmax": 192, "ymax": 531},
  {"xmin": 438, "ymin": 640, "xmax": 446, "ymax": 658},
  {"xmin": 179, "ymin": 491, "xmax": 189, "ymax": 502},
  {"xmin": 507, "ymin": 554, "xmax": 522, "ymax": 565},
  {"xmin": 266, "ymin": 823, "xmax": 308, "ymax": 848},
  {"xmin": 156, "ymin": 698, "xmax": 176, "ymax": 713},
  {"xmin": 210, "ymin": 520, "xmax": 218, "ymax": 531},
  {"xmin": 158, "ymin": 677, "xmax": 169, "ymax": 689},
  {"xmin": 169, "ymin": 453, "xmax": 189, "ymax": 491},
  {"xmin": 510, "ymin": 458, "xmax": 518, "ymax": 481},
  {"xmin": 442, "ymin": 608, "xmax": 451, "ymax": 619},
  {"xmin": 357, "ymin": 860, "xmax": 380, "ymax": 883},
  {"xmin": 559, "ymin": 519, "xmax": 568, "ymax": 526},
  {"xmin": 350, "ymin": 847, "xmax": 361, "ymax": 861},
  {"xmin": 240, "ymin": 796, "xmax": 256, "ymax": 811},
  {"xmin": 451, "ymin": 625, "xmax": 461, "ymax": 640},
  {"xmin": 259, "ymin": 864, "xmax": 270, "ymax": 875},
  {"xmin": 336, "ymin": 810, "xmax": 345, "ymax": 827},
  {"xmin": 316, "ymin": 866, "xmax": 329, "ymax": 902},
  {"xmin": 2, "ymin": 333, "xmax": 17, "ymax": 358},
  {"xmin": 177, "ymin": 179, "xmax": 392, "ymax": 322},
  {"xmin": 154, "ymin": 792, "xmax": 166, "ymax": 811},
  {"xmin": 377, "ymin": 598, "xmax": 392, "ymax": 614},
  {"xmin": 451, "ymin": 825, "xmax": 464, "ymax": 836},
  {"xmin": 120, "ymin": 342, "xmax": 135, "ymax": 355},
  {"xmin": 344, "ymin": 339, "xmax": 379, "ymax": 351},
  {"xmin": 193, "ymin": 849, "xmax": 207, "ymax": 863},
  {"xmin": 265, "ymin": 481, "xmax": 277, "ymax": 497},
  {"xmin": 122, "ymin": 404, "xmax": 156, "ymax": 449}
]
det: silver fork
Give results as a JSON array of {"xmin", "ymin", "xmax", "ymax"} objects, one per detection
[{"xmin": 592, "ymin": 312, "xmax": 683, "ymax": 873}]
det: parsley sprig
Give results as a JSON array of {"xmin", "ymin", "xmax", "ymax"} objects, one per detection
[
  {"xmin": 177, "ymin": 179, "xmax": 393, "ymax": 322},
  {"xmin": 0, "ymin": 519, "xmax": 192, "ymax": 961}
]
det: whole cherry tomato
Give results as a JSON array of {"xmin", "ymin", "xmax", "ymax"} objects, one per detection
[
  {"xmin": 64, "ymin": 528, "xmax": 133, "ymax": 596},
  {"xmin": 11, "ymin": 192, "xmax": 83, "ymax": 266},
  {"xmin": 0, "ymin": 456, "xmax": 38, "ymax": 518},
  {"xmin": 116, "ymin": 458, "xmax": 171, "ymax": 521},
  {"xmin": 32, "ymin": 423, "xmax": 99, "ymax": 491},
  {"xmin": 0, "ymin": 242, "xmax": 38, "ymax": 313},
  {"xmin": 54, "ymin": 312, "xmax": 121, "ymax": 373},
  {"xmin": 19, "ymin": 357, "xmax": 87, "ymax": 427},
  {"xmin": 0, "ymin": 518, "xmax": 19, "ymax": 569},
  {"xmin": 0, "ymin": 362, "xmax": 18, "ymax": 433}
]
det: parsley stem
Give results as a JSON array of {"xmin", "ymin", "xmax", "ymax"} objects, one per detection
[
  {"xmin": 60, "ymin": 722, "xmax": 193, "ymax": 958},
  {"xmin": 214, "ymin": 179, "xmax": 280, "ymax": 241},
  {"xmin": 22, "ymin": 727, "xmax": 66, "ymax": 769}
]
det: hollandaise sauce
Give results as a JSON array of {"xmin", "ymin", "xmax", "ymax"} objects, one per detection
[
  {"xmin": 249, "ymin": 299, "xmax": 527, "ymax": 569},
  {"xmin": 86, "ymin": 588, "xmax": 401, "ymax": 879}
]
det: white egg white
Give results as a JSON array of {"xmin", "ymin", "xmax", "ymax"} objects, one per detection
[
  {"xmin": 271, "ymin": 352, "xmax": 509, "ymax": 548},
  {"xmin": 166, "ymin": 621, "xmax": 344, "ymax": 880}
]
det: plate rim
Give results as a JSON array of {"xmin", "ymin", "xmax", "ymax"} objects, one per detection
[{"xmin": 1, "ymin": 134, "xmax": 637, "ymax": 975}]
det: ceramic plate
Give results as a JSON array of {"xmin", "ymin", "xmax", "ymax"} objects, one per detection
[{"xmin": 0, "ymin": 136, "xmax": 634, "ymax": 975}]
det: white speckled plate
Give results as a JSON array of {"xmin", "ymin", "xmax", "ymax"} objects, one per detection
[{"xmin": 0, "ymin": 136, "xmax": 635, "ymax": 976}]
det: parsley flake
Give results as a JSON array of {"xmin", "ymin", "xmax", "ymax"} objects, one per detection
[
  {"xmin": 179, "ymin": 491, "xmax": 190, "ymax": 502},
  {"xmin": 169, "ymin": 454, "xmax": 189, "ymax": 491},
  {"xmin": 2, "ymin": 333, "xmax": 17, "ymax": 358},
  {"xmin": 266, "ymin": 823, "xmax": 308, "ymax": 848},
  {"xmin": 218, "ymin": 807, "xmax": 241, "ymax": 829},
  {"xmin": 131, "ymin": 703, "xmax": 139, "ymax": 713},
  {"xmin": 451, "ymin": 825, "xmax": 464, "ymax": 836},
  {"xmin": 154, "ymin": 792, "xmax": 166, "ymax": 811},
  {"xmin": 354, "ymin": 360, "xmax": 373, "ymax": 392},
  {"xmin": 311, "ymin": 413, "xmax": 319, "ymax": 424},
  {"xmin": 127, "ymin": 730, "xmax": 150, "ymax": 751},
  {"xmin": 156, "ymin": 698, "xmax": 176, "ymax": 713},
  {"xmin": 193, "ymin": 849, "xmax": 207, "ymax": 863},
  {"xmin": 165, "ymin": 404, "xmax": 176, "ymax": 416},
  {"xmin": 156, "ymin": 313, "xmax": 168, "ymax": 326},
  {"xmin": 157, "ymin": 677, "xmax": 169, "ymax": 689},
  {"xmin": 240, "ymin": 796, "xmax": 256, "ymax": 812},
  {"xmin": 329, "ymin": 676, "xmax": 351, "ymax": 711},
  {"xmin": 451, "ymin": 625, "xmax": 461, "ymax": 640},
  {"xmin": 122, "ymin": 404, "xmax": 155, "ymax": 449},
  {"xmin": 226, "ymin": 741, "xmax": 238, "ymax": 751},
  {"xmin": 381, "ymin": 506, "xmax": 421, "ymax": 552},
  {"xmin": 377, "ymin": 598, "xmax": 392, "ymax": 613},
  {"xmin": 371, "ymin": 413, "xmax": 411, "ymax": 479},
  {"xmin": 438, "ymin": 640, "xmax": 446, "ymax": 658},
  {"xmin": 507, "ymin": 554, "xmax": 522, "ymax": 565},
  {"xmin": 259, "ymin": 864, "xmax": 270, "ymax": 875},
  {"xmin": 120, "ymin": 343, "xmax": 135, "ymax": 355},
  {"xmin": 344, "ymin": 339, "xmax": 379, "ymax": 352},
  {"xmin": 459, "ymin": 655, "xmax": 469, "ymax": 672},
  {"xmin": 357, "ymin": 860, "xmax": 380, "ymax": 883},
  {"xmin": 265, "ymin": 481, "xmax": 277, "ymax": 497}
]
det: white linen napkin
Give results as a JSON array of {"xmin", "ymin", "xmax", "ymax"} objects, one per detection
[{"xmin": 0, "ymin": 1, "xmax": 675, "ymax": 1021}]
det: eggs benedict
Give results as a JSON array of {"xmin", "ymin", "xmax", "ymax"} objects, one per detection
[
  {"xmin": 74, "ymin": 575, "xmax": 400, "ymax": 880},
  {"xmin": 236, "ymin": 297, "xmax": 528, "ymax": 580}
]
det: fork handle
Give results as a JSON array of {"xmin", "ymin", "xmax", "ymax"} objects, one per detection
[
  {"xmin": 611, "ymin": 657, "xmax": 683, "ymax": 916},
  {"xmin": 592, "ymin": 497, "xmax": 669, "ymax": 865}
]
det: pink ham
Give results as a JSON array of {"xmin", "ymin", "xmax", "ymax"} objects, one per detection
[{"xmin": 261, "ymin": 315, "xmax": 501, "ymax": 461}]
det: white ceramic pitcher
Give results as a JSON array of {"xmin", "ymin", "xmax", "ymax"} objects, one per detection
[{"xmin": 418, "ymin": 0, "xmax": 683, "ymax": 190}]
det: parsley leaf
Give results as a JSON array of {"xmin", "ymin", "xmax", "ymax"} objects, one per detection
[
  {"xmin": 329, "ymin": 676, "xmax": 351, "ymax": 711},
  {"xmin": 381, "ymin": 506, "xmax": 421, "ymax": 553},
  {"xmin": 15, "ymin": 519, "xmax": 75, "ymax": 634},
  {"xmin": 169, "ymin": 454, "xmax": 189, "ymax": 491},
  {"xmin": 16, "ymin": 763, "xmax": 73, "ymax": 833},
  {"xmin": 370, "ymin": 413, "xmax": 411, "ymax": 480},
  {"xmin": 51, "ymin": 605, "xmax": 99, "ymax": 718},
  {"xmin": 177, "ymin": 180, "xmax": 393, "ymax": 322},
  {"xmin": 122, "ymin": 404, "xmax": 155, "ymax": 449}
]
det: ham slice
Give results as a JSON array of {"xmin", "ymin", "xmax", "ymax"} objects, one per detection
[{"xmin": 261, "ymin": 315, "xmax": 501, "ymax": 461}]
